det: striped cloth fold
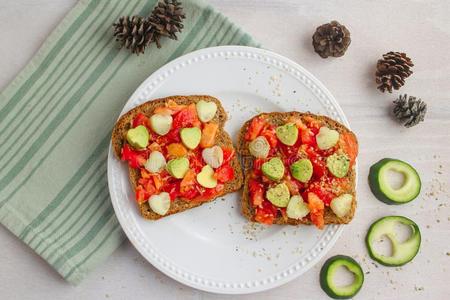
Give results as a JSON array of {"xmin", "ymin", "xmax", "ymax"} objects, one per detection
[{"xmin": 0, "ymin": 0, "xmax": 258, "ymax": 284}]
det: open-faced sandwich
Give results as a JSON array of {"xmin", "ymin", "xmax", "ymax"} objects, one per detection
[
  {"xmin": 112, "ymin": 95, "xmax": 243, "ymax": 220},
  {"xmin": 237, "ymin": 112, "xmax": 358, "ymax": 229}
]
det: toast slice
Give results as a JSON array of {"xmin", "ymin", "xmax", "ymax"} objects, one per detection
[
  {"xmin": 112, "ymin": 95, "xmax": 243, "ymax": 220},
  {"xmin": 237, "ymin": 112, "xmax": 358, "ymax": 228}
]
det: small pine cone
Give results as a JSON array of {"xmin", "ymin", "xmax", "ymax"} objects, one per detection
[
  {"xmin": 312, "ymin": 21, "xmax": 351, "ymax": 58},
  {"xmin": 376, "ymin": 52, "xmax": 414, "ymax": 93},
  {"xmin": 393, "ymin": 94, "xmax": 427, "ymax": 127},
  {"xmin": 113, "ymin": 16, "xmax": 153, "ymax": 54},
  {"xmin": 148, "ymin": 0, "xmax": 186, "ymax": 48}
]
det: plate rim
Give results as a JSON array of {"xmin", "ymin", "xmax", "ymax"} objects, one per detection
[{"xmin": 108, "ymin": 45, "xmax": 354, "ymax": 294}]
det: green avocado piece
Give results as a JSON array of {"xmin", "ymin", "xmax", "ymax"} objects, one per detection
[
  {"xmin": 196, "ymin": 165, "xmax": 218, "ymax": 188},
  {"xmin": 126, "ymin": 125, "xmax": 149, "ymax": 150},
  {"xmin": 290, "ymin": 159, "xmax": 313, "ymax": 183},
  {"xmin": 266, "ymin": 183, "xmax": 290, "ymax": 207},
  {"xmin": 327, "ymin": 153, "xmax": 350, "ymax": 178},
  {"xmin": 276, "ymin": 123, "xmax": 298, "ymax": 146},
  {"xmin": 262, "ymin": 157, "xmax": 285, "ymax": 181},
  {"xmin": 166, "ymin": 157, "xmax": 189, "ymax": 179},
  {"xmin": 180, "ymin": 127, "xmax": 201, "ymax": 149},
  {"xmin": 316, "ymin": 126, "xmax": 339, "ymax": 150}
]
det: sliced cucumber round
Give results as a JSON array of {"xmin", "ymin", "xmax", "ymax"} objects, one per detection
[
  {"xmin": 320, "ymin": 255, "xmax": 364, "ymax": 299},
  {"xmin": 369, "ymin": 158, "xmax": 421, "ymax": 204},
  {"xmin": 366, "ymin": 216, "xmax": 421, "ymax": 267}
]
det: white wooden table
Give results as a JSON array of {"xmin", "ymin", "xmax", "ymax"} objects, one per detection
[{"xmin": 1, "ymin": 1, "xmax": 449, "ymax": 299}]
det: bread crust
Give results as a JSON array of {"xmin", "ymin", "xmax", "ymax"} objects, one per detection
[
  {"xmin": 111, "ymin": 95, "xmax": 243, "ymax": 220},
  {"xmin": 237, "ymin": 112, "xmax": 358, "ymax": 225}
]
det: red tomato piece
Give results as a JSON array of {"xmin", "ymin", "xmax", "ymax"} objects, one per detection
[
  {"xmin": 135, "ymin": 185, "xmax": 151, "ymax": 203},
  {"xmin": 249, "ymin": 179, "xmax": 264, "ymax": 207},
  {"xmin": 300, "ymin": 127, "xmax": 316, "ymax": 146},
  {"xmin": 254, "ymin": 200, "xmax": 277, "ymax": 225},
  {"xmin": 252, "ymin": 158, "xmax": 265, "ymax": 176},
  {"xmin": 173, "ymin": 104, "xmax": 200, "ymax": 128},
  {"xmin": 260, "ymin": 126, "xmax": 278, "ymax": 148},
  {"xmin": 214, "ymin": 164, "xmax": 234, "ymax": 183},
  {"xmin": 132, "ymin": 113, "xmax": 151, "ymax": 128},
  {"xmin": 307, "ymin": 192, "xmax": 325, "ymax": 229},
  {"xmin": 121, "ymin": 144, "xmax": 148, "ymax": 169},
  {"xmin": 340, "ymin": 132, "xmax": 358, "ymax": 166},
  {"xmin": 162, "ymin": 181, "xmax": 180, "ymax": 201},
  {"xmin": 245, "ymin": 117, "xmax": 266, "ymax": 141},
  {"xmin": 222, "ymin": 147, "xmax": 235, "ymax": 163}
]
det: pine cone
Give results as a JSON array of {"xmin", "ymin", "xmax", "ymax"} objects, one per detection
[
  {"xmin": 312, "ymin": 21, "xmax": 351, "ymax": 58},
  {"xmin": 393, "ymin": 94, "xmax": 427, "ymax": 127},
  {"xmin": 375, "ymin": 52, "xmax": 414, "ymax": 93},
  {"xmin": 148, "ymin": 0, "xmax": 186, "ymax": 48},
  {"xmin": 113, "ymin": 16, "xmax": 152, "ymax": 54}
]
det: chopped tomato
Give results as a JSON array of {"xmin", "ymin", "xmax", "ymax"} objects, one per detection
[
  {"xmin": 252, "ymin": 158, "xmax": 265, "ymax": 176},
  {"xmin": 189, "ymin": 151, "xmax": 204, "ymax": 173},
  {"xmin": 152, "ymin": 174, "xmax": 163, "ymax": 191},
  {"xmin": 307, "ymin": 192, "xmax": 325, "ymax": 229},
  {"xmin": 306, "ymin": 183, "xmax": 334, "ymax": 206},
  {"xmin": 284, "ymin": 174, "xmax": 301, "ymax": 194},
  {"xmin": 200, "ymin": 122, "xmax": 219, "ymax": 148},
  {"xmin": 132, "ymin": 113, "xmax": 151, "ymax": 128},
  {"xmin": 135, "ymin": 185, "xmax": 151, "ymax": 203},
  {"xmin": 340, "ymin": 132, "xmax": 358, "ymax": 166},
  {"xmin": 180, "ymin": 170, "xmax": 199, "ymax": 199},
  {"xmin": 222, "ymin": 147, "xmax": 235, "ymax": 163},
  {"xmin": 254, "ymin": 200, "xmax": 277, "ymax": 225},
  {"xmin": 249, "ymin": 179, "xmax": 264, "ymax": 207},
  {"xmin": 167, "ymin": 143, "xmax": 187, "ymax": 158},
  {"xmin": 214, "ymin": 164, "xmax": 234, "ymax": 183},
  {"xmin": 260, "ymin": 126, "xmax": 278, "ymax": 148},
  {"xmin": 153, "ymin": 106, "xmax": 174, "ymax": 115},
  {"xmin": 304, "ymin": 146, "xmax": 327, "ymax": 178},
  {"xmin": 245, "ymin": 116, "xmax": 266, "ymax": 141},
  {"xmin": 173, "ymin": 104, "xmax": 200, "ymax": 128},
  {"xmin": 300, "ymin": 127, "xmax": 316, "ymax": 146},
  {"xmin": 196, "ymin": 184, "xmax": 224, "ymax": 201},
  {"xmin": 141, "ymin": 168, "xmax": 151, "ymax": 179},
  {"xmin": 180, "ymin": 170, "xmax": 196, "ymax": 192},
  {"xmin": 162, "ymin": 181, "xmax": 180, "ymax": 201},
  {"xmin": 303, "ymin": 116, "xmax": 321, "ymax": 131},
  {"xmin": 165, "ymin": 127, "xmax": 181, "ymax": 143},
  {"xmin": 153, "ymin": 100, "xmax": 187, "ymax": 115},
  {"xmin": 121, "ymin": 144, "xmax": 148, "ymax": 168}
]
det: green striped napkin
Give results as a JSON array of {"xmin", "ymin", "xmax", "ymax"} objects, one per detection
[{"xmin": 0, "ymin": 0, "xmax": 258, "ymax": 285}]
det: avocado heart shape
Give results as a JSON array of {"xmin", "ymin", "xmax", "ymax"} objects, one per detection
[
  {"xmin": 261, "ymin": 157, "xmax": 285, "ymax": 181},
  {"xmin": 180, "ymin": 127, "xmax": 201, "ymax": 149},
  {"xmin": 276, "ymin": 123, "xmax": 298, "ymax": 146},
  {"xmin": 196, "ymin": 165, "xmax": 218, "ymax": 188},
  {"xmin": 166, "ymin": 157, "xmax": 189, "ymax": 179},
  {"xmin": 196, "ymin": 100, "xmax": 218, "ymax": 122},
  {"xmin": 150, "ymin": 113, "xmax": 173, "ymax": 136},
  {"xmin": 126, "ymin": 125, "xmax": 149, "ymax": 150},
  {"xmin": 316, "ymin": 126, "xmax": 339, "ymax": 150},
  {"xmin": 266, "ymin": 182, "xmax": 290, "ymax": 207}
]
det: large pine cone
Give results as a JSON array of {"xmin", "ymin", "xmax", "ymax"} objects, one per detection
[
  {"xmin": 148, "ymin": 0, "xmax": 186, "ymax": 48},
  {"xmin": 312, "ymin": 21, "xmax": 351, "ymax": 58},
  {"xmin": 375, "ymin": 52, "xmax": 414, "ymax": 93},
  {"xmin": 113, "ymin": 16, "xmax": 152, "ymax": 54},
  {"xmin": 393, "ymin": 94, "xmax": 427, "ymax": 127}
]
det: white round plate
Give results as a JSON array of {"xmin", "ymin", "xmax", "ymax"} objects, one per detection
[{"xmin": 108, "ymin": 46, "xmax": 353, "ymax": 294}]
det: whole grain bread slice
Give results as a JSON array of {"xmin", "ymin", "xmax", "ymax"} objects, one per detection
[
  {"xmin": 111, "ymin": 95, "xmax": 243, "ymax": 220},
  {"xmin": 237, "ymin": 112, "xmax": 358, "ymax": 225}
]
